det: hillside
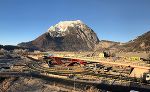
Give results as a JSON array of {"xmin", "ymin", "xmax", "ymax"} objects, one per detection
[
  {"xmin": 0, "ymin": 45, "xmax": 26, "ymax": 51},
  {"xmin": 94, "ymin": 40, "xmax": 121, "ymax": 51},
  {"xmin": 120, "ymin": 31, "xmax": 150, "ymax": 52}
]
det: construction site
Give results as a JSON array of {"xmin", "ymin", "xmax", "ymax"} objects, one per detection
[
  {"xmin": 26, "ymin": 51, "xmax": 150, "ymax": 91},
  {"xmin": 0, "ymin": 50, "xmax": 150, "ymax": 92}
]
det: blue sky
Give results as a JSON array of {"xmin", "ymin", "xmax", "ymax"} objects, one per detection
[{"xmin": 0, "ymin": 0, "xmax": 150, "ymax": 45}]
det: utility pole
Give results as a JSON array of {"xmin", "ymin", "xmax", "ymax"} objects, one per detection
[
  {"xmin": 73, "ymin": 75, "xmax": 77, "ymax": 91},
  {"xmin": 74, "ymin": 76, "xmax": 75, "ymax": 91}
]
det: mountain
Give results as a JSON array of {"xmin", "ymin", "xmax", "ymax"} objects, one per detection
[
  {"xmin": 18, "ymin": 20, "xmax": 99, "ymax": 51},
  {"xmin": 119, "ymin": 31, "xmax": 150, "ymax": 52}
]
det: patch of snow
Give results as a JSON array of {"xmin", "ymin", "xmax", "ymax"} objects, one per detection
[
  {"xmin": 48, "ymin": 20, "xmax": 83, "ymax": 32},
  {"xmin": 47, "ymin": 20, "xmax": 84, "ymax": 37}
]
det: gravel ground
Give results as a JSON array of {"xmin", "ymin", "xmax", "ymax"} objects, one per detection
[
  {"xmin": 0, "ymin": 77, "xmax": 86, "ymax": 92},
  {"xmin": 0, "ymin": 76, "xmax": 104, "ymax": 92}
]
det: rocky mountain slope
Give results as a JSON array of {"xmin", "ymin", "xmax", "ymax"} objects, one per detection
[
  {"xmin": 95, "ymin": 31, "xmax": 150, "ymax": 52},
  {"xmin": 18, "ymin": 20, "xmax": 99, "ymax": 51},
  {"xmin": 119, "ymin": 31, "xmax": 150, "ymax": 52}
]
